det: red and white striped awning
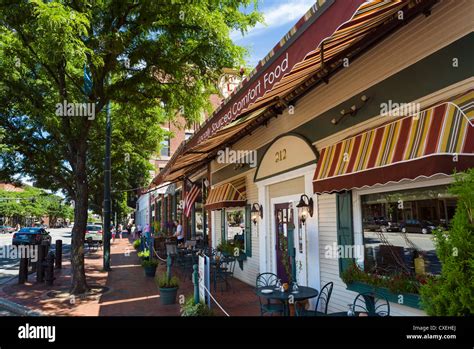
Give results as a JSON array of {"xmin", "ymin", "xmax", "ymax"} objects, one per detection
[{"xmin": 313, "ymin": 90, "xmax": 474, "ymax": 194}]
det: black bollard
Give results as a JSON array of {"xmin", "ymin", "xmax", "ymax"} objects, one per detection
[
  {"xmin": 36, "ymin": 243, "xmax": 48, "ymax": 283},
  {"xmin": 18, "ymin": 256, "xmax": 28, "ymax": 284},
  {"xmin": 44, "ymin": 251, "xmax": 55, "ymax": 286},
  {"xmin": 55, "ymin": 240, "xmax": 62, "ymax": 269}
]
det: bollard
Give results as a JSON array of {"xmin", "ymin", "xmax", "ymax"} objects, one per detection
[
  {"xmin": 36, "ymin": 244, "xmax": 47, "ymax": 283},
  {"xmin": 44, "ymin": 251, "xmax": 55, "ymax": 286},
  {"xmin": 18, "ymin": 256, "xmax": 28, "ymax": 284},
  {"xmin": 193, "ymin": 264, "xmax": 199, "ymax": 305},
  {"xmin": 55, "ymin": 240, "xmax": 62, "ymax": 269}
]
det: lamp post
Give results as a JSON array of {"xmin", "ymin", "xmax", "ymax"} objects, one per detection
[{"xmin": 103, "ymin": 100, "xmax": 112, "ymax": 271}]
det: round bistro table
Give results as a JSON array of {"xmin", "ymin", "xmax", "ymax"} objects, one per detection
[{"xmin": 256, "ymin": 286, "xmax": 319, "ymax": 316}]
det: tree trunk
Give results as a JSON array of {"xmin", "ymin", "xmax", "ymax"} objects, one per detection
[{"xmin": 70, "ymin": 146, "xmax": 89, "ymax": 295}]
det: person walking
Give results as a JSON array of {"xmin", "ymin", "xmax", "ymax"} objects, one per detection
[
  {"xmin": 111, "ymin": 225, "xmax": 116, "ymax": 243},
  {"xmin": 131, "ymin": 224, "xmax": 136, "ymax": 239},
  {"xmin": 173, "ymin": 220, "xmax": 184, "ymax": 245},
  {"xmin": 118, "ymin": 223, "xmax": 123, "ymax": 239}
]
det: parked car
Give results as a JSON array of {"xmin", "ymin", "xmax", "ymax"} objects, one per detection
[
  {"xmin": 85, "ymin": 224, "xmax": 103, "ymax": 243},
  {"xmin": 380, "ymin": 221, "xmax": 401, "ymax": 232},
  {"xmin": 12, "ymin": 227, "xmax": 52, "ymax": 246},
  {"xmin": 0, "ymin": 226, "xmax": 15, "ymax": 234},
  {"xmin": 400, "ymin": 219, "xmax": 436, "ymax": 234}
]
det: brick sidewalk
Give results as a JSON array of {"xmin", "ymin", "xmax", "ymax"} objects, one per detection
[{"xmin": 0, "ymin": 238, "xmax": 261, "ymax": 316}]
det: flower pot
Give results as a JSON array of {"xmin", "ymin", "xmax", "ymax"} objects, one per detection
[
  {"xmin": 144, "ymin": 265, "xmax": 157, "ymax": 277},
  {"xmin": 159, "ymin": 287, "xmax": 178, "ymax": 305}
]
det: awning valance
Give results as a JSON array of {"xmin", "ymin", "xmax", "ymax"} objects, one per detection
[
  {"xmin": 313, "ymin": 90, "xmax": 474, "ymax": 194},
  {"xmin": 205, "ymin": 177, "xmax": 246, "ymax": 210}
]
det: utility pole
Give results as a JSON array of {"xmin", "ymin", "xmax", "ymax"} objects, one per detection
[{"xmin": 103, "ymin": 100, "xmax": 112, "ymax": 271}]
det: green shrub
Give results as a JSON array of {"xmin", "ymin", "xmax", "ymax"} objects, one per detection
[
  {"xmin": 133, "ymin": 239, "xmax": 141, "ymax": 250},
  {"xmin": 141, "ymin": 259, "xmax": 159, "ymax": 268},
  {"xmin": 180, "ymin": 296, "xmax": 214, "ymax": 316},
  {"xmin": 420, "ymin": 169, "xmax": 474, "ymax": 315},
  {"xmin": 137, "ymin": 249, "xmax": 150, "ymax": 259},
  {"xmin": 155, "ymin": 272, "xmax": 179, "ymax": 289}
]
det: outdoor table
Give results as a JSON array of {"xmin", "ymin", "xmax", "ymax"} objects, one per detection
[
  {"xmin": 325, "ymin": 311, "xmax": 369, "ymax": 317},
  {"xmin": 256, "ymin": 286, "xmax": 319, "ymax": 316}
]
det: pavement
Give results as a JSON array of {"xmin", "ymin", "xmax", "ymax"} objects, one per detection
[{"xmin": 0, "ymin": 236, "xmax": 261, "ymax": 316}]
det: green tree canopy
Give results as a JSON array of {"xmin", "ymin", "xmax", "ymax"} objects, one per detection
[{"xmin": 0, "ymin": 0, "xmax": 261, "ymax": 293}]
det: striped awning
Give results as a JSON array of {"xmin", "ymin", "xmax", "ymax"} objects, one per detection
[
  {"xmin": 205, "ymin": 177, "xmax": 246, "ymax": 210},
  {"xmin": 313, "ymin": 90, "xmax": 474, "ymax": 194},
  {"xmin": 153, "ymin": 0, "xmax": 413, "ymax": 186}
]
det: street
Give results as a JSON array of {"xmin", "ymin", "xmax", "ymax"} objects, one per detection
[{"xmin": 0, "ymin": 228, "xmax": 71, "ymax": 285}]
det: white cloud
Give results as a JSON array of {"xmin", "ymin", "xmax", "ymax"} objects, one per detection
[{"xmin": 231, "ymin": 0, "xmax": 315, "ymax": 41}]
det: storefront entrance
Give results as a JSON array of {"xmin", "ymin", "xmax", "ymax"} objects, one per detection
[{"xmin": 274, "ymin": 202, "xmax": 294, "ymax": 283}]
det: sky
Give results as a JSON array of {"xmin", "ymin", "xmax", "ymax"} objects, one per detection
[{"xmin": 232, "ymin": 0, "xmax": 316, "ymax": 67}]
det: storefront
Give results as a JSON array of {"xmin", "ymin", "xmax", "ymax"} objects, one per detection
[{"xmin": 149, "ymin": 0, "xmax": 473, "ymax": 315}]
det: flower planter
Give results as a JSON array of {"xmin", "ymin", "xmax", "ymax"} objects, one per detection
[
  {"xmin": 346, "ymin": 281, "xmax": 421, "ymax": 309},
  {"xmin": 159, "ymin": 287, "xmax": 178, "ymax": 305},
  {"xmin": 144, "ymin": 265, "xmax": 157, "ymax": 277}
]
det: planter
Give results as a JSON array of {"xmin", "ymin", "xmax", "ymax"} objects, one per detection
[
  {"xmin": 159, "ymin": 287, "xmax": 178, "ymax": 305},
  {"xmin": 346, "ymin": 281, "xmax": 421, "ymax": 309},
  {"xmin": 144, "ymin": 265, "xmax": 157, "ymax": 277}
]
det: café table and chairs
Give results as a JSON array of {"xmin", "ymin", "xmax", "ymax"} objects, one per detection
[
  {"xmin": 294, "ymin": 281, "xmax": 334, "ymax": 316},
  {"xmin": 255, "ymin": 272, "xmax": 319, "ymax": 316},
  {"xmin": 326, "ymin": 291, "xmax": 390, "ymax": 317}
]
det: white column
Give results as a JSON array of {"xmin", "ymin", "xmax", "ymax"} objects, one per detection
[{"xmin": 258, "ymin": 184, "xmax": 268, "ymax": 273}]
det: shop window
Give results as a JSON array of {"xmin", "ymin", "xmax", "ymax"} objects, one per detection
[
  {"xmin": 195, "ymin": 202, "xmax": 204, "ymax": 238},
  {"xmin": 225, "ymin": 208, "xmax": 246, "ymax": 252},
  {"xmin": 361, "ymin": 185, "xmax": 456, "ymax": 276}
]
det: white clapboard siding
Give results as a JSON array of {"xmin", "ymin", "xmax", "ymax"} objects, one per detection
[{"xmin": 318, "ymin": 194, "xmax": 426, "ymax": 316}]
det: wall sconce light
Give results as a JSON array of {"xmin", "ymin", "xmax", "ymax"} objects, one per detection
[
  {"xmin": 251, "ymin": 203, "xmax": 263, "ymax": 225},
  {"xmin": 296, "ymin": 194, "xmax": 314, "ymax": 225},
  {"xmin": 331, "ymin": 95, "xmax": 369, "ymax": 125}
]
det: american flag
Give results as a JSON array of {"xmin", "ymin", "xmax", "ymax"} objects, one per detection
[{"xmin": 184, "ymin": 183, "xmax": 201, "ymax": 217}]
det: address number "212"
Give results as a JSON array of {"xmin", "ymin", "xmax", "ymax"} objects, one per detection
[{"xmin": 275, "ymin": 149, "xmax": 287, "ymax": 163}]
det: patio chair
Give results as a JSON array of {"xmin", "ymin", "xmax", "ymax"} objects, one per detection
[
  {"xmin": 295, "ymin": 282, "xmax": 333, "ymax": 316},
  {"xmin": 215, "ymin": 255, "xmax": 236, "ymax": 292},
  {"xmin": 351, "ymin": 292, "xmax": 390, "ymax": 316},
  {"xmin": 256, "ymin": 273, "xmax": 284, "ymax": 316}
]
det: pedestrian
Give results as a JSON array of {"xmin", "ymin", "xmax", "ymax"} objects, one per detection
[
  {"xmin": 131, "ymin": 224, "xmax": 136, "ymax": 239},
  {"xmin": 173, "ymin": 220, "xmax": 184, "ymax": 245},
  {"xmin": 111, "ymin": 225, "xmax": 116, "ymax": 243},
  {"xmin": 136, "ymin": 224, "xmax": 142, "ymax": 238},
  {"xmin": 144, "ymin": 223, "xmax": 150, "ymax": 239},
  {"xmin": 118, "ymin": 223, "xmax": 123, "ymax": 239}
]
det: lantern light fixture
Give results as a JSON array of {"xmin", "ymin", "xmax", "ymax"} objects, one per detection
[
  {"xmin": 251, "ymin": 203, "xmax": 263, "ymax": 225},
  {"xmin": 296, "ymin": 194, "xmax": 314, "ymax": 225}
]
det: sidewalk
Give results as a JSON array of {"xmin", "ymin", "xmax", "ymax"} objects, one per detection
[{"xmin": 0, "ymin": 238, "xmax": 260, "ymax": 316}]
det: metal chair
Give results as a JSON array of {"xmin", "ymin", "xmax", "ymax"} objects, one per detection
[
  {"xmin": 295, "ymin": 282, "xmax": 333, "ymax": 316},
  {"xmin": 256, "ymin": 273, "xmax": 284, "ymax": 316},
  {"xmin": 215, "ymin": 255, "xmax": 236, "ymax": 292},
  {"xmin": 351, "ymin": 292, "xmax": 390, "ymax": 316}
]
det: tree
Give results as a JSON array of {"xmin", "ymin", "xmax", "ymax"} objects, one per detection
[
  {"xmin": 0, "ymin": 0, "xmax": 261, "ymax": 294},
  {"xmin": 420, "ymin": 169, "xmax": 474, "ymax": 315}
]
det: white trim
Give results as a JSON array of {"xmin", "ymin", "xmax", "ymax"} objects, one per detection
[{"xmin": 256, "ymin": 164, "xmax": 316, "ymax": 188}]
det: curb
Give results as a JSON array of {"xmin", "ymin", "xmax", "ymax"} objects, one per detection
[{"xmin": 0, "ymin": 297, "xmax": 43, "ymax": 316}]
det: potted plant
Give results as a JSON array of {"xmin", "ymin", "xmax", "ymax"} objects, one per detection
[
  {"xmin": 133, "ymin": 238, "xmax": 141, "ymax": 250},
  {"xmin": 137, "ymin": 249, "xmax": 150, "ymax": 261},
  {"xmin": 141, "ymin": 258, "xmax": 159, "ymax": 277},
  {"xmin": 180, "ymin": 296, "xmax": 214, "ymax": 316},
  {"xmin": 156, "ymin": 272, "xmax": 180, "ymax": 305}
]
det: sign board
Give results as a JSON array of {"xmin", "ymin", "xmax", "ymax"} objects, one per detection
[
  {"xmin": 198, "ymin": 255, "xmax": 211, "ymax": 306},
  {"xmin": 255, "ymin": 134, "xmax": 318, "ymax": 181}
]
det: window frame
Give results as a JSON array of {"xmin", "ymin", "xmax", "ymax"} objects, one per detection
[{"xmin": 223, "ymin": 207, "xmax": 246, "ymax": 251}]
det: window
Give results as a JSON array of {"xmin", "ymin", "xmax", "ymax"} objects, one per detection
[
  {"xmin": 361, "ymin": 185, "xmax": 457, "ymax": 276},
  {"xmin": 195, "ymin": 202, "xmax": 203, "ymax": 238},
  {"xmin": 225, "ymin": 208, "xmax": 245, "ymax": 251},
  {"xmin": 160, "ymin": 137, "xmax": 170, "ymax": 157}
]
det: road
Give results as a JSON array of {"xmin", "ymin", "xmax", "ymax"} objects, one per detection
[{"xmin": 0, "ymin": 228, "xmax": 72, "ymax": 285}]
